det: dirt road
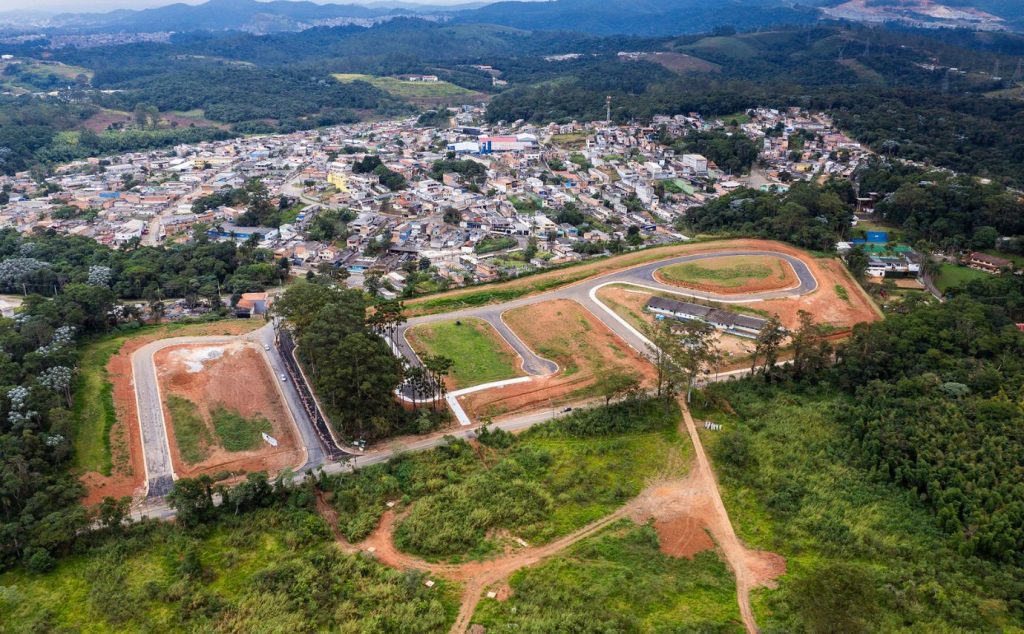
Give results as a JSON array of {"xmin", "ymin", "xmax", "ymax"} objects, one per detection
[{"xmin": 318, "ymin": 399, "xmax": 783, "ymax": 634}]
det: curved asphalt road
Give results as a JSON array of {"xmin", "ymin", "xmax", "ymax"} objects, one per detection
[
  {"xmin": 134, "ymin": 250, "xmax": 816, "ymax": 499},
  {"xmin": 132, "ymin": 323, "xmax": 323, "ymax": 498},
  {"xmin": 395, "ymin": 250, "xmax": 817, "ymax": 365}
]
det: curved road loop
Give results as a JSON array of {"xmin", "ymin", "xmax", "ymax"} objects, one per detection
[
  {"xmin": 132, "ymin": 249, "xmax": 818, "ymax": 631},
  {"xmin": 396, "ymin": 250, "xmax": 816, "ymax": 363}
]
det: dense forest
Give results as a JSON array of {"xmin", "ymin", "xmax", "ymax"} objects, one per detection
[
  {"xmin": 679, "ymin": 181, "xmax": 854, "ymax": 251},
  {"xmin": 698, "ymin": 272, "xmax": 1024, "ymax": 630},
  {"xmin": 854, "ymin": 158, "xmax": 1024, "ymax": 249}
]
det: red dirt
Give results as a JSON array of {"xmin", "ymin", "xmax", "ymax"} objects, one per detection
[
  {"xmin": 155, "ymin": 341, "xmax": 303, "ymax": 479},
  {"xmin": 756, "ymin": 256, "xmax": 881, "ymax": 332},
  {"xmin": 654, "ymin": 514, "xmax": 715, "ymax": 559},
  {"xmin": 654, "ymin": 255, "xmax": 800, "ymax": 295},
  {"xmin": 82, "ymin": 321, "xmax": 263, "ymax": 505},
  {"xmin": 459, "ymin": 299, "xmax": 656, "ymax": 419},
  {"xmin": 319, "ymin": 400, "xmax": 787, "ymax": 633}
]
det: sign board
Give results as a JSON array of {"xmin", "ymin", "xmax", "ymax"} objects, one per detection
[{"xmin": 262, "ymin": 432, "xmax": 279, "ymax": 447}]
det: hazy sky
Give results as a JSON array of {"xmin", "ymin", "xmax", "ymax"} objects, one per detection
[{"xmin": 2, "ymin": 0, "xmax": 482, "ymax": 13}]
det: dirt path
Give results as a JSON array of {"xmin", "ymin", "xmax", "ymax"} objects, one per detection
[
  {"xmin": 676, "ymin": 399, "xmax": 783, "ymax": 633},
  {"xmin": 317, "ymin": 400, "xmax": 783, "ymax": 633}
]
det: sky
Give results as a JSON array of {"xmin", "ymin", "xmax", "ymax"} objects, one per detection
[{"xmin": 1, "ymin": 0, "xmax": 483, "ymax": 13}]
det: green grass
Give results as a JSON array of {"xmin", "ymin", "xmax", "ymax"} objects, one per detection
[
  {"xmin": 210, "ymin": 406, "xmax": 272, "ymax": 452},
  {"xmin": 691, "ymin": 384, "xmax": 1023, "ymax": 632},
  {"xmin": 657, "ymin": 258, "xmax": 778, "ymax": 288},
  {"xmin": 717, "ymin": 111, "xmax": 752, "ymax": 125},
  {"xmin": 683, "ymin": 36, "xmax": 759, "ymax": 60},
  {"xmin": 406, "ymin": 318, "xmax": 523, "ymax": 389},
  {"xmin": 934, "ymin": 262, "xmax": 991, "ymax": 292},
  {"xmin": 333, "ymin": 73, "xmax": 474, "ymax": 100},
  {"xmin": 472, "ymin": 521, "xmax": 743, "ymax": 632},
  {"xmin": 69, "ymin": 320, "xmax": 258, "ymax": 475},
  {"xmin": 167, "ymin": 395, "xmax": 212, "ymax": 464},
  {"xmin": 0, "ymin": 508, "xmax": 460, "ymax": 633},
  {"xmin": 327, "ymin": 398, "xmax": 688, "ymax": 561},
  {"xmin": 834, "ymin": 284, "xmax": 850, "ymax": 302},
  {"xmin": 71, "ymin": 337, "xmax": 123, "ymax": 476}
]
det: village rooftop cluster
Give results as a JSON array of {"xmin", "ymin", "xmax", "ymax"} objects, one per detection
[{"xmin": 0, "ymin": 105, "xmax": 874, "ymax": 299}]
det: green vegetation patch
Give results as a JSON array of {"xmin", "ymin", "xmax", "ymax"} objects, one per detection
[
  {"xmin": 693, "ymin": 385, "xmax": 1023, "ymax": 632},
  {"xmin": 71, "ymin": 337, "xmax": 123, "ymax": 476},
  {"xmin": 333, "ymin": 73, "xmax": 474, "ymax": 100},
  {"xmin": 0, "ymin": 508, "xmax": 459, "ymax": 633},
  {"xmin": 210, "ymin": 406, "xmax": 272, "ymax": 452},
  {"xmin": 167, "ymin": 395, "xmax": 212, "ymax": 464},
  {"xmin": 326, "ymin": 398, "xmax": 687, "ymax": 561},
  {"xmin": 406, "ymin": 318, "xmax": 523, "ymax": 389},
  {"xmin": 834, "ymin": 283, "xmax": 849, "ymax": 302},
  {"xmin": 472, "ymin": 521, "xmax": 743, "ymax": 632},
  {"xmin": 474, "ymin": 235, "xmax": 517, "ymax": 254},
  {"xmin": 658, "ymin": 257, "xmax": 781, "ymax": 288},
  {"xmin": 935, "ymin": 262, "xmax": 990, "ymax": 292}
]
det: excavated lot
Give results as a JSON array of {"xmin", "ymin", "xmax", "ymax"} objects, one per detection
[{"xmin": 154, "ymin": 341, "xmax": 303, "ymax": 479}]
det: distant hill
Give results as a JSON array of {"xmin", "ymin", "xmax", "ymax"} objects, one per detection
[
  {"xmin": 38, "ymin": 0, "xmax": 450, "ymax": 34},
  {"xmin": 453, "ymin": 0, "xmax": 820, "ymax": 36}
]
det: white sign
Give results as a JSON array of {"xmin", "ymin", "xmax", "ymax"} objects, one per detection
[{"xmin": 262, "ymin": 432, "xmax": 278, "ymax": 447}]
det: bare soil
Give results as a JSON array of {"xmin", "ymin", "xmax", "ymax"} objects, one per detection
[
  {"xmin": 316, "ymin": 399, "xmax": 785, "ymax": 634},
  {"xmin": 83, "ymin": 321, "xmax": 262, "ymax": 505},
  {"xmin": 459, "ymin": 299, "xmax": 656, "ymax": 419},
  {"xmin": 155, "ymin": 341, "xmax": 303, "ymax": 479}
]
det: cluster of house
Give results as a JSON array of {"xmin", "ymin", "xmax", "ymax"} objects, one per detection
[{"xmin": 0, "ymin": 103, "xmax": 878, "ymax": 296}]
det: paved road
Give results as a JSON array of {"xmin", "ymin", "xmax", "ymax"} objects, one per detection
[
  {"xmin": 131, "ymin": 323, "xmax": 324, "ymax": 498},
  {"xmin": 133, "ymin": 250, "xmax": 815, "ymax": 501},
  {"xmin": 130, "ymin": 402, "xmax": 578, "ymax": 520},
  {"xmin": 395, "ymin": 249, "xmax": 817, "ymax": 365}
]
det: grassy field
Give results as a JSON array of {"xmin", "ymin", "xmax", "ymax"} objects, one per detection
[
  {"xmin": 406, "ymin": 318, "xmax": 523, "ymax": 389},
  {"xmin": 0, "ymin": 508, "xmax": 460, "ymax": 633},
  {"xmin": 167, "ymin": 395, "xmax": 212, "ymax": 464},
  {"xmin": 934, "ymin": 262, "xmax": 991, "ymax": 292},
  {"xmin": 473, "ymin": 521, "xmax": 743, "ymax": 632},
  {"xmin": 657, "ymin": 255, "xmax": 784, "ymax": 289},
  {"xmin": 333, "ymin": 73, "xmax": 474, "ymax": 101},
  {"xmin": 211, "ymin": 407, "xmax": 272, "ymax": 452},
  {"xmin": 682, "ymin": 36, "xmax": 759, "ymax": 60},
  {"xmin": 326, "ymin": 398, "xmax": 688, "ymax": 560},
  {"xmin": 71, "ymin": 337, "xmax": 122, "ymax": 476},
  {"xmin": 550, "ymin": 132, "xmax": 592, "ymax": 149},
  {"xmin": 692, "ymin": 384, "xmax": 1022, "ymax": 632}
]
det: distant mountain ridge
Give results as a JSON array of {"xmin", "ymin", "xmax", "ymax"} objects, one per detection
[
  {"xmin": 453, "ymin": 0, "xmax": 822, "ymax": 35},
  {"xmin": 7, "ymin": 0, "xmax": 481, "ymax": 34}
]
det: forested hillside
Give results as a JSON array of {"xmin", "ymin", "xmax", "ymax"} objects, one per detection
[{"xmin": 699, "ymin": 272, "xmax": 1024, "ymax": 631}]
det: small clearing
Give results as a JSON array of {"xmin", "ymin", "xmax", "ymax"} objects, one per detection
[{"xmin": 406, "ymin": 318, "xmax": 524, "ymax": 390}]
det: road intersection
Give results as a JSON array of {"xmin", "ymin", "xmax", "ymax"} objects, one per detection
[{"xmin": 131, "ymin": 249, "xmax": 817, "ymax": 502}]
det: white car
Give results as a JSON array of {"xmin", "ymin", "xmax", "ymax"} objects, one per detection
[
  {"xmin": 279, "ymin": 374, "xmax": 287, "ymax": 382},
  {"xmin": 264, "ymin": 344, "xmax": 271, "ymax": 351}
]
